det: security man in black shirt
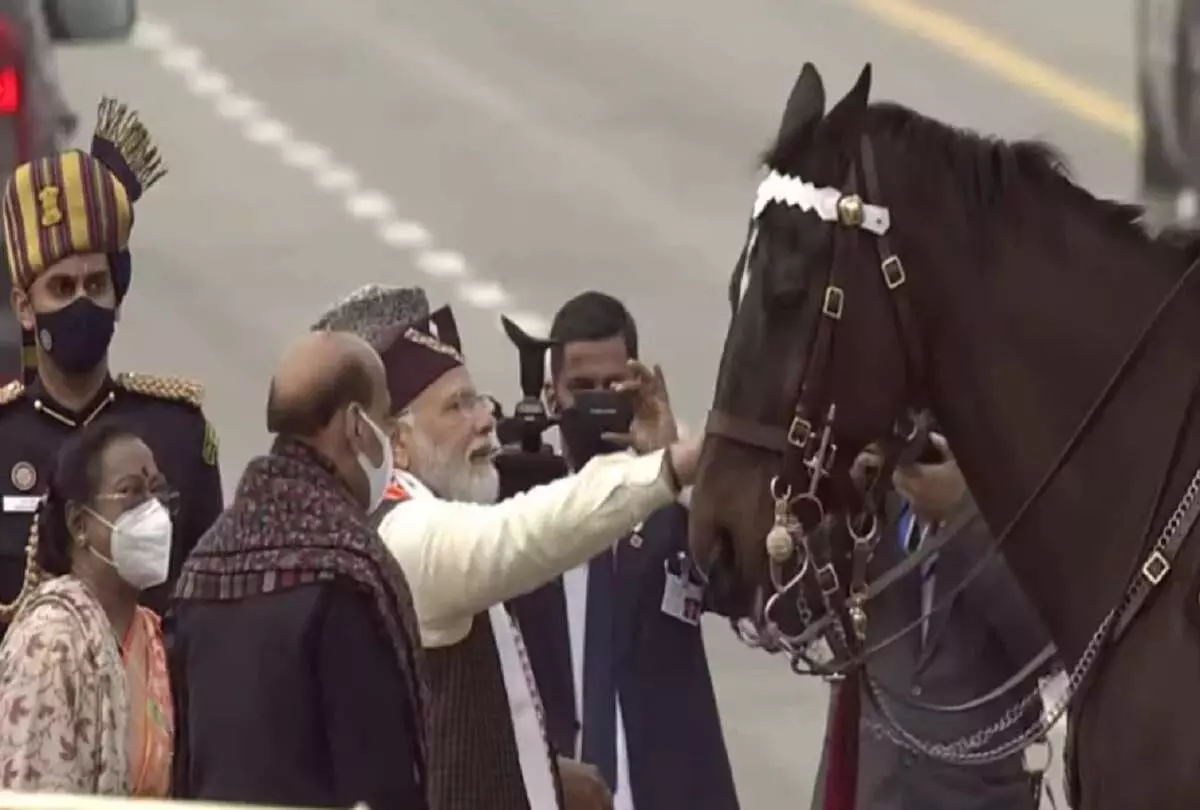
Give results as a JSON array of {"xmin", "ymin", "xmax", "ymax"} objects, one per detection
[{"xmin": 0, "ymin": 97, "xmax": 224, "ymax": 633}]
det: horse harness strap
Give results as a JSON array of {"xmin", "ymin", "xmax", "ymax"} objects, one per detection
[
  {"xmin": 1061, "ymin": 369, "xmax": 1200, "ymax": 804},
  {"xmin": 1110, "ymin": 362, "xmax": 1200, "ymax": 644},
  {"xmin": 858, "ymin": 138, "xmax": 925, "ymax": 386},
  {"xmin": 861, "ymin": 257, "xmax": 1200, "ymax": 764},
  {"xmin": 776, "ymin": 489, "xmax": 976, "ymax": 654},
  {"xmin": 714, "ymin": 134, "xmax": 1058, "ymax": 699},
  {"xmin": 1116, "ymin": 480, "xmax": 1200, "ymax": 640},
  {"xmin": 707, "ymin": 136, "xmax": 943, "ymax": 671},
  {"xmin": 855, "ymin": 251, "xmax": 1200, "ymax": 689},
  {"xmin": 878, "ymin": 643, "xmax": 1058, "ymax": 715},
  {"xmin": 705, "ymin": 138, "xmax": 924, "ymax": 453},
  {"xmin": 703, "ymin": 410, "xmax": 788, "ymax": 452},
  {"xmin": 767, "ymin": 495, "xmax": 1060, "ymax": 718},
  {"xmin": 707, "ymin": 121, "xmax": 1200, "ymax": 766},
  {"xmin": 1060, "ymin": 444, "xmax": 1200, "ymax": 787}
]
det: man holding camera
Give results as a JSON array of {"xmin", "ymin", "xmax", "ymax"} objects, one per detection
[
  {"xmin": 312, "ymin": 285, "xmax": 702, "ymax": 810},
  {"xmin": 512, "ymin": 291, "xmax": 739, "ymax": 810}
]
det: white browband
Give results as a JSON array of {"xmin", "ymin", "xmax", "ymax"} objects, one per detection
[{"xmin": 753, "ymin": 169, "xmax": 891, "ymax": 236}]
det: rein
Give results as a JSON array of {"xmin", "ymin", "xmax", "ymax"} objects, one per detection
[{"xmin": 705, "ymin": 133, "xmax": 1200, "ymax": 759}]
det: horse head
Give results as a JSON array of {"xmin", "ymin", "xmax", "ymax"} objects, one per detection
[
  {"xmin": 690, "ymin": 53, "xmax": 1200, "ymax": 806},
  {"xmin": 690, "ymin": 63, "xmax": 939, "ymax": 660},
  {"xmin": 692, "ymin": 50, "xmax": 1200, "ymax": 676}
]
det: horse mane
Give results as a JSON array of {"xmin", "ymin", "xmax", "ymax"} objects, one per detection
[{"xmin": 762, "ymin": 100, "xmax": 1200, "ymax": 262}]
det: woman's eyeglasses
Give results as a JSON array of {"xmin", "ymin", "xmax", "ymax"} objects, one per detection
[{"xmin": 94, "ymin": 484, "xmax": 182, "ymax": 516}]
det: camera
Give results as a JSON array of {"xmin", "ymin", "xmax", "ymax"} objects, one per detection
[
  {"xmin": 493, "ymin": 315, "xmax": 558, "ymax": 453},
  {"xmin": 489, "ymin": 315, "xmax": 568, "ymax": 500}
]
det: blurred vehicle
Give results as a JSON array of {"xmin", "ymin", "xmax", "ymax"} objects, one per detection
[
  {"xmin": 1137, "ymin": 0, "xmax": 1200, "ymax": 224},
  {"xmin": 0, "ymin": 0, "xmax": 137, "ymax": 386}
]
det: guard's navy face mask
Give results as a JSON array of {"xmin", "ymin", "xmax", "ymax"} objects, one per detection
[{"xmin": 36, "ymin": 296, "xmax": 116, "ymax": 374}]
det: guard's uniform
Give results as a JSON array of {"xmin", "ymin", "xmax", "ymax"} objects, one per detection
[
  {"xmin": 0, "ymin": 373, "xmax": 223, "ymax": 623},
  {"xmin": 0, "ymin": 97, "xmax": 224, "ymax": 631}
]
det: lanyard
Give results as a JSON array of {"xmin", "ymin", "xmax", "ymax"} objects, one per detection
[
  {"xmin": 899, "ymin": 503, "xmax": 936, "ymax": 578},
  {"xmin": 899, "ymin": 503, "xmax": 918, "ymax": 552}
]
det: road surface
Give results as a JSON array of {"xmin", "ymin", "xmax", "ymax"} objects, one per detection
[{"xmin": 53, "ymin": 0, "xmax": 1133, "ymax": 805}]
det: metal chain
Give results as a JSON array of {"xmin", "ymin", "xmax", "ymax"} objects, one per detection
[
  {"xmin": 733, "ymin": 568, "xmax": 816, "ymax": 656},
  {"xmin": 733, "ymin": 461, "xmax": 1200, "ymax": 765},
  {"xmin": 732, "ymin": 591, "xmax": 815, "ymax": 656},
  {"xmin": 861, "ymin": 461, "xmax": 1200, "ymax": 764},
  {"xmin": 864, "ymin": 607, "xmax": 1115, "ymax": 764}
]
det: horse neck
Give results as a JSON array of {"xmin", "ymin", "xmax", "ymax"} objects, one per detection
[{"xmin": 911, "ymin": 191, "xmax": 1199, "ymax": 659}]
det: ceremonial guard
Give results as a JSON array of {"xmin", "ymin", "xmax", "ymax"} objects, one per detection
[{"xmin": 0, "ymin": 98, "xmax": 224, "ymax": 630}]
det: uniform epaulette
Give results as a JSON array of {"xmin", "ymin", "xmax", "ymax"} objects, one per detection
[
  {"xmin": 115, "ymin": 372, "xmax": 204, "ymax": 409},
  {"xmin": 0, "ymin": 379, "xmax": 25, "ymax": 407}
]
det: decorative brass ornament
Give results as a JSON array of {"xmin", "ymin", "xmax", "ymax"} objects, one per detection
[
  {"xmin": 765, "ymin": 521, "xmax": 795, "ymax": 562},
  {"xmin": 849, "ymin": 601, "xmax": 868, "ymax": 642},
  {"xmin": 836, "ymin": 194, "xmax": 864, "ymax": 227}
]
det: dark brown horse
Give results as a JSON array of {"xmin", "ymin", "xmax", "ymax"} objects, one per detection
[{"xmin": 689, "ymin": 62, "xmax": 1200, "ymax": 810}]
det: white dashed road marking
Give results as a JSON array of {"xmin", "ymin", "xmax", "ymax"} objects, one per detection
[
  {"xmin": 131, "ymin": 18, "xmax": 551, "ymax": 339},
  {"xmin": 380, "ymin": 221, "xmax": 433, "ymax": 250},
  {"xmin": 458, "ymin": 280, "xmax": 511, "ymax": 309},
  {"xmin": 415, "ymin": 250, "xmax": 468, "ymax": 280}
]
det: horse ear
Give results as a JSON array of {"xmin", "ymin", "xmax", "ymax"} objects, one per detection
[
  {"xmin": 776, "ymin": 62, "xmax": 826, "ymax": 144},
  {"xmin": 825, "ymin": 63, "xmax": 872, "ymax": 139}
]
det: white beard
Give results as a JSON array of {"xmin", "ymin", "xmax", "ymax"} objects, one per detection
[{"xmin": 406, "ymin": 426, "xmax": 500, "ymax": 505}]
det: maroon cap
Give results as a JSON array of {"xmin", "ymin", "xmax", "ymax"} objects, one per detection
[{"xmin": 380, "ymin": 305, "xmax": 465, "ymax": 412}]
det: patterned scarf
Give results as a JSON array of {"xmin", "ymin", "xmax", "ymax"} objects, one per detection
[{"xmin": 175, "ymin": 437, "xmax": 430, "ymax": 777}]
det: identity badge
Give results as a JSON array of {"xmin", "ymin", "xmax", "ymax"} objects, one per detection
[{"xmin": 661, "ymin": 552, "xmax": 704, "ymax": 626}]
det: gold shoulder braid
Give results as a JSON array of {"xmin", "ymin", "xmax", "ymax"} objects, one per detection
[
  {"xmin": 94, "ymin": 97, "xmax": 168, "ymax": 192},
  {"xmin": 0, "ymin": 380, "xmax": 25, "ymax": 407},
  {"xmin": 115, "ymin": 372, "xmax": 205, "ymax": 408},
  {"xmin": 0, "ymin": 380, "xmax": 33, "ymax": 619},
  {"xmin": 0, "ymin": 507, "xmax": 44, "ymax": 622}
]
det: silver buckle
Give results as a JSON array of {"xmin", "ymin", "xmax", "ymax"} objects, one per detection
[{"xmin": 1141, "ymin": 550, "xmax": 1170, "ymax": 585}]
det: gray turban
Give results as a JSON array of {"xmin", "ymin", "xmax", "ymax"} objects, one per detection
[{"xmin": 311, "ymin": 284, "xmax": 430, "ymax": 349}]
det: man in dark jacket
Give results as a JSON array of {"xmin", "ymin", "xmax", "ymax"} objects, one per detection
[
  {"xmin": 510, "ymin": 291, "xmax": 740, "ymax": 810},
  {"xmin": 811, "ymin": 435, "xmax": 1058, "ymax": 810},
  {"xmin": 168, "ymin": 330, "xmax": 428, "ymax": 810}
]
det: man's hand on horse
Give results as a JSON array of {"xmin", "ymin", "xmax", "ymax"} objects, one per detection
[
  {"xmin": 608, "ymin": 359, "xmax": 680, "ymax": 453},
  {"xmin": 557, "ymin": 756, "xmax": 615, "ymax": 810},
  {"xmin": 892, "ymin": 433, "xmax": 966, "ymax": 525}
]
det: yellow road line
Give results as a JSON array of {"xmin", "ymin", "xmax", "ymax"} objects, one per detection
[{"xmin": 855, "ymin": 0, "xmax": 1139, "ymax": 144}]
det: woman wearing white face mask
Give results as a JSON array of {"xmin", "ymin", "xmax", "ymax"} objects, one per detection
[{"xmin": 0, "ymin": 419, "xmax": 176, "ymax": 796}]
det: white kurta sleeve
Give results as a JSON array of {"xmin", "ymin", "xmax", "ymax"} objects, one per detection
[{"xmin": 379, "ymin": 449, "xmax": 677, "ymax": 646}]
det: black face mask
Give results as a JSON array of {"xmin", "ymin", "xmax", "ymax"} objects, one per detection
[
  {"xmin": 35, "ymin": 297, "xmax": 116, "ymax": 375},
  {"xmin": 558, "ymin": 406, "xmax": 629, "ymax": 467}
]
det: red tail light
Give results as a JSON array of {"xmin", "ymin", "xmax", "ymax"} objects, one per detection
[{"xmin": 0, "ymin": 67, "xmax": 20, "ymax": 115}]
